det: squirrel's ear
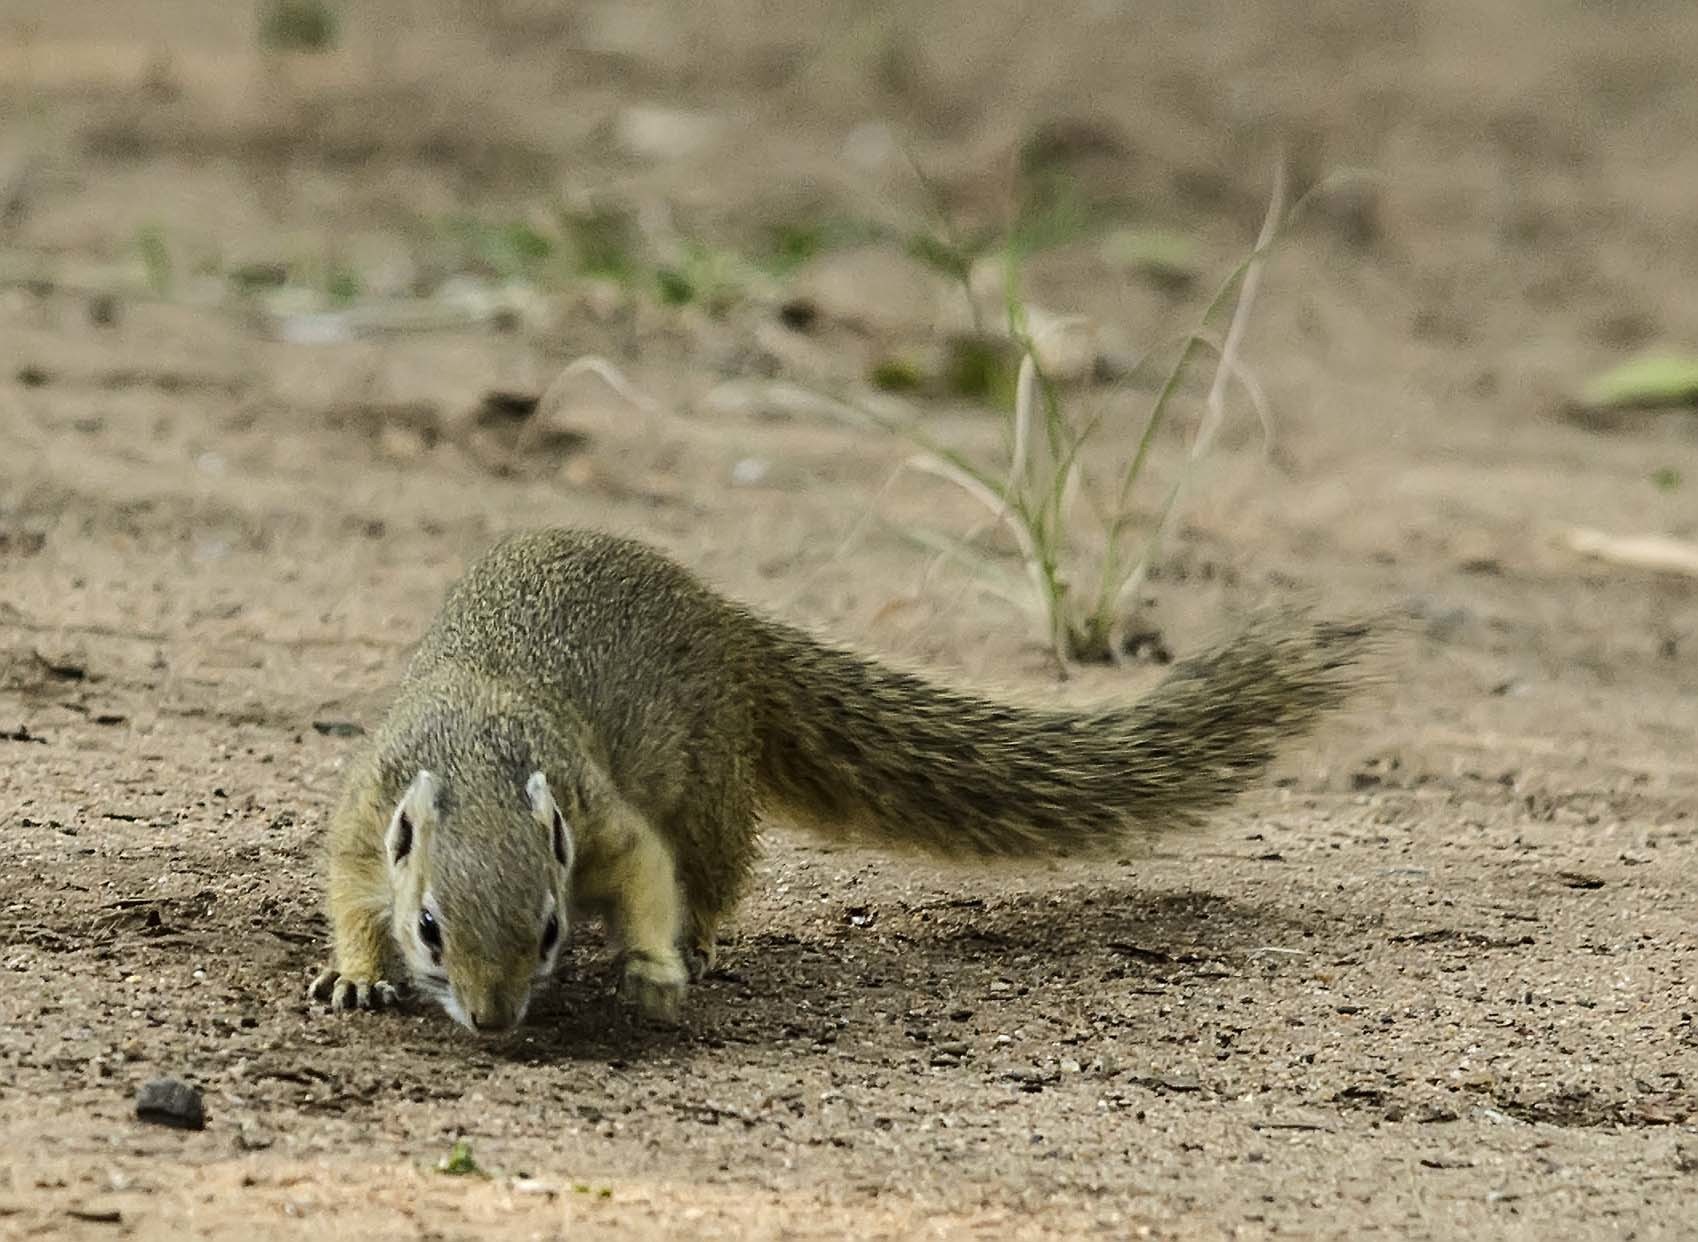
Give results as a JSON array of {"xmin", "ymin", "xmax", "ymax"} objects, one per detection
[
  {"xmin": 526, "ymin": 770, "xmax": 574, "ymax": 873},
  {"xmin": 386, "ymin": 769, "xmax": 440, "ymax": 867}
]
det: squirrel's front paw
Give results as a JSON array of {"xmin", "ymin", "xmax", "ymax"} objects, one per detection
[
  {"xmin": 617, "ymin": 952, "xmax": 687, "ymax": 1026},
  {"xmin": 308, "ymin": 966, "xmax": 400, "ymax": 1013}
]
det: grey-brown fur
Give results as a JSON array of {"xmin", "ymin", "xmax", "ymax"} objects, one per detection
[
  {"xmin": 751, "ymin": 607, "xmax": 1373, "ymax": 856},
  {"xmin": 311, "ymin": 527, "xmax": 1376, "ymax": 1032}
]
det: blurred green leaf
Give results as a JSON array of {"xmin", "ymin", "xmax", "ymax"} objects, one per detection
[
  {"xmin": 943, "ymin": 333, "xmax": 1020, "ymax": 405},
  {"xmin": 869, "ymin": 356, "xmax": 925, "ymax": 392},
  {"xmin": 325, "ymin": 264, "xmax": 360, "ymax": 306},
  {"xmin": 136, "ymin": 225, "xmax": 172, "ymax": 295},
  {"xmin": 1009, "ymin": 179, "xmax": 1099, "ymax": 256},
  {"xmin": 559, "ymin": 204, "xmax": 638, "ymax": 281},
  {"xmin": 503, "ymin": 222, "xmax": 553, "ymax": 264},
  {"xmin": 1581, "ymin": 354, "xmax": 1698, "ymax": 411},
  {"xmin": 655, "ymin": 266, "xmax": 694, "ymax": 305},
  {"xmin": 229, "ymin": 262, "xmax": 290, "ymax": 293},
  {"xmin": 758, "ymin": 216, "xmax": 887, "ymax": 275},
  {"xmin": 446, "ymin": 216, "xmax": 557, "ymax": 281},
  {"xmin": 906, "ymin": 232, "xmax": 981, "ymax": 284}
]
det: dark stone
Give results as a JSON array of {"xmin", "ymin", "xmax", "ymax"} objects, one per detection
[{"xmin": 135, "ymin": 1078, "xmax": 205, "ymax": 1131}]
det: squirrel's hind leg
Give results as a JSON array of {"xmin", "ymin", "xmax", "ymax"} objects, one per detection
[
  {"xmin": 683, "ymin": 909, "xmax": 722, "ymax": 981},
  {"xmin": 671, "ymin": 789, "xmax": 759, "ymax": 985}
]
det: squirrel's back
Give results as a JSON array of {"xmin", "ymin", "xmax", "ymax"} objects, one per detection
[{"xmin": 404, "ymin": 529, "xmax": 759, "ymax": 813}]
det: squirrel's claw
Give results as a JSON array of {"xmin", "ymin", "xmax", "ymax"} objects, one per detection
[{"xmin": 308, "ymin": 967, "xmax": 400, "ymax": 1013}]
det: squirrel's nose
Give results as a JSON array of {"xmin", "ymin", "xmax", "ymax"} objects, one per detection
[
  {"xmin": 455, "ymin": 985, "xmax": 524, "ymax": 1035},
  {"xmin": 465, "ymin": 996, "xmax": 521, "ymax": 1034}
]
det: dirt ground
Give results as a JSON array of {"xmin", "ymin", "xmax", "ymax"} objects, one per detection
[{"xmin": 3, "ymin": 1, "xmax": 1697, "ymax": 1238}]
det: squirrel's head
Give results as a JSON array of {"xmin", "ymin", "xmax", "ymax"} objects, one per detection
[{"xmin": 381, "ymin": 766, "xmax": 574, "ymax": 1035}]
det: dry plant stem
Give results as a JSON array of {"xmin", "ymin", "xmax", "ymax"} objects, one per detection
[
  {"xmin": 903, "ymin": 457, "xmax": 1054, "ymax": 610},
  {"xmin": 1213, "ymin": 345, "xmax": 1275, "ymax": 450},
  {"xmin": 1019, "ymin": 322, "xmax": 1089, "ymax": 535},
  {"xmin": 1097, "ymin": 167, "xmax": 1289, "ymax": 652},
  {"xmin": 801, "ymin": 455, "xmax": 1025, "ymax": 625},
  {"xmin": 898, "ymin": 524, "xmax": 1042, "ymax": 620},
  {"xmin": 1564, "ymin": 527, "xmax": 1698, "ymax": 578},
  {"xmin": 1196, "ymin": 161, "xmax": 1287, "ymax": 460},
  {"xmin": 886, "ymin": 342, "xmax": 1074, "ymax": 668},
  {"xmin": 901, "ymin": 147, "xmax": 987, "ymax": 334},
  {"xmin": 521, "ymin": 355, "xmax": 663, "ymax": 454},
  {"xmin": 1009, "ymin": 353, "xmax": 1037, "ymax": 499}
]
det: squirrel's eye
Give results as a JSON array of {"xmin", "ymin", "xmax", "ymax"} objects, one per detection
[
  {"xmin": 540, "ymin": 914, "xmax": 559, "ymax": 956},
  {"xmin": 418, "ymin": 909, "xmax": 442, "ymax": 955}
]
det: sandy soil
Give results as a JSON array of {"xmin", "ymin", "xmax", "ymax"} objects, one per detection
[{"xmin": 2, "ymin": 1, "xmax": 1696, "ymax": 1237}]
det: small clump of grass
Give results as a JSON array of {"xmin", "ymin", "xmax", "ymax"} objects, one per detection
[
  {"xmin": 437, "ymin": 1138, "xmax": 484, "ymax": 1177},
  {"xmin": 883, "ymin": 163, "xmax": 1349, "ymax": 669},
  {"xmin": 444, "ymin": 215, "xmax": 559, "ymax": 284},
  {"xmin": 652, "ymin": 239, "xmax": 754, "ymax": 316},
  {"xmin": 757, "ymin": 215, "xmax": 885, "ymax": 277}
]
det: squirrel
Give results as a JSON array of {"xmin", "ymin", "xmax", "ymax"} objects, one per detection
[{"xmin": 308, "ymin": 527, "xmax": 1375, "ymax": 1035}]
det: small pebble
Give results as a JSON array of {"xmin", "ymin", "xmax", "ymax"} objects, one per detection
[
  {"xmin": 135, "ymin": 1077, "xmax": 205, "ymax": 1131},
  {"xmin": 777, "ymin": 298, "xmax": 818, "ymax": 332},
  {"xmin": 730, "ymin": 458, "xmax": 770, "ymax": 487}
]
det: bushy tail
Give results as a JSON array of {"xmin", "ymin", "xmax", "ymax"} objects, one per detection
[{"xmin": 749, "ymin": 608, "xmax": 1376, "ymax": 858}]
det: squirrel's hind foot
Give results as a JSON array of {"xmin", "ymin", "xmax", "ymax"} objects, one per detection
[
  {"xmin": 683, "ymin": 929, "xmax": 721, "ymax": 982},
  {"xmin": 683, "ymin": 943, "xmax": 714, "ymax": 983},
  {"xmin": 309, "ymin": 967, "xmax": 401, "ymax": 1013}
]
